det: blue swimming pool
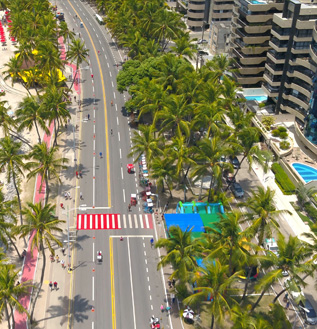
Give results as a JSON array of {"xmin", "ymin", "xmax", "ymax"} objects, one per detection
[
  {"xmin": 245, "ymin": 95, "xmax": 268, "ymax": 102},
  {"xmin": 292, "ymin": 163, "xmax": 317, "ymax": 183}
]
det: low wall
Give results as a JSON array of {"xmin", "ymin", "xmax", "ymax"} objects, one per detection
[
  {"xmin": 305, "ymin": 180, "xmax": 317, "ymax": 189},
  {"xmin": 295, "ymin": 121, "xmax": 317, "ymax": 155}
]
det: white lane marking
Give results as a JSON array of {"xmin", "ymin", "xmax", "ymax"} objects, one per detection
[
  {"xmin": 128, "ymin": 214, "xmax": 132, "ymax": 228},
  {"xmin": 96, "ymin": 34, "xmax": 99, "ymax": 38},
  {"xmin": 127, "ymin": 237, "xmax": 137, "ymax": 329},
  {"xmin": 118, "ymin": 214, "xmax": 121, "ymax": 229},
  {"xmin": 93, "ymin": 27, "xmax": 95, "ymax": 32},
  {"xmin": 146, "ymin": 268, "xmax": 148, "ymax": 273},
  {"xmin": 93, "ymin": 124, "xmax": 96, "ymax": 133},
  {"xmin": 107, "ymin": 63, "xmax": 110, "ymax": 68},
  {"xmin": 112, "ymin": 81, "xmax": 114, "ymax": 87},
  {"xmin": 119, "ymin": 148, "xmax": 122, "ymax": 159},
  {"xmin": 117, "ymin": 117, "xmax": 119, "ymax": 125},
  {"xmin": 93, "ymin": 242, "xmax": 95, "ymax": 262},
  {"xmin": 151, "ymin": 305, "xmax": 153, "ymax": 310},
  {"xmin": 147, "ymin": 277, "xmax": 149, "ymax": 282},
  {"xmin": 149, "ymin": 295, "xmax": 152, "ymax": 300},
  {"xmin": 144, "ymin": 250, "xmax": 146, "ymax": 256},
  {"xmin": 140, "ymin": 214, "xmax": 144, "ymax": 229},
  {"xmin": 102, "ymin": 47, "xmax": 104, "ymax": 51},
  {"xmin": 84, "ymin": 214, "xmax": 87, "ymax": 229},
  {"xmin": 123, "ymin": 189, "xmax": 126, "ymax": 203},
  {"xmin": 113, "ymin": 92, "xmax": 116, "ymax": 99},
  {"xmin": 143, "ymin": 242, "xmax": 145, "ymax": 248},
  {"xmin": 93, "ymin": 139, "xmax": 95, "ymax": 151},
  {"xmin": 148, "ymin": 286, "xmax": 151, "ymax": 291},
  {"xmin": 109, "ymin": 72, "xmax": 112, "ymax": 77},
  {"xmin": 99, "ymin": 40, "xmax": 102, "ymax": 44},
  {"xmin": 93, "ymin": 157, "xmax": 96, "ymax": 206},
  {"xmin": 92, "ymin": 276, "xmax": 95, "ymax": 301},
  {"xmin": 118, "ymin": 132, "xmax": 120, "ymax": 142},
  {"xmin": 145, "ymin": 259, "xmax": 147, "ymax": 265},
  {"xmin": 89, "ymin": 22, "xmax": 92, "ymax": 26},
  {"xmin": 115, "ymin": 104, "xmax": 118, "ymax": 112},
  {"xmin": 134, "ymin": 215, "xmax": 138, "ymax": 229},
  {"xmin": 121, "ymin": 167, "xmax": 123, "ymax": 180},
  {"xmin": 105, "ymin": 55, "xmax": 107, "ymax": 60},
  {"xmin": 101, "ymin": 215, "xmax": 104, "ymax": 229}
]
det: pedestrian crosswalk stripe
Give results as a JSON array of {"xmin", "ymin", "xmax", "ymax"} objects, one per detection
[
  {"xmin": 76, "ymin": 214, "xmax": 153, "ymax": 230},
  {"xmin": 140, "ymin": 214, "xmax": 144, "ymax": 229}
]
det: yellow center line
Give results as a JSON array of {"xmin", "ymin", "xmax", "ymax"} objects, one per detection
[
  {"xmin": 66, "ymin": 2, "xmax": 111, "ymax": 208},
  {"xmin": 109, "ymin": 237, "xmax": 117, "ymax": 329}
]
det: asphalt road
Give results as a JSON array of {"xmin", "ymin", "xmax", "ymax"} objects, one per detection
[{"xmin": 57, "ymin": 1, "xmax": 169, "ymax": 329}]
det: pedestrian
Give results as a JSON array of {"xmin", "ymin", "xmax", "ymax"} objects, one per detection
[
  {"xmin": 79, "ymin": 171, "xmax": 83, "ymax": 178},
  {"xmin": 91, "ymin": 74, "xmax": 94, "ymax": 79},
  {"xmin": 80, "ymin": 192, "xmax": 83, "ymax": 200},
  {"xmin": 64, "ymin": 192, "xmax": 68, "ymax": 200},
  {"xmin": 172, "ymin": 278, "xmax": 176, "ymax": 287},
  {"xmin": 67, "ymin": 192, "xmax": 71, "ymax": 199},
  {"xmin": 65, "ymin": 123, "xmax": 67, "ymax": 129},
  {"xmin": 87, "ymin": 114, "xmax": 90, "ymax": 120},
  {"xmin": 60, "ymin": 203, "xmax": 64, "ymax": 209},
  {"xmin": 74, "ymin": 95, "xmax": 76, "ymax": 102},
  {"xmin": 55, "ymin": 255, "xmax": 60, "ymax": 263},
  {"xmin": 128, "ymin": 204, "xmax": 131, "ymax": 212},
  {"xmin": 16, "ymin": 281, "xmax": 20, "ymax": 286},
  {"xmin": 76, "ymin": 171, "xmax": 79, "ymax": 178},
  {"xmin": 168, "ymin": 280, "xmax": 172, "ymax": 289},
  {"xmin": 111, "ymin": 129, "xmax": 113, "ymax": 135},
  {"xmin": 99, "ymin": 152, "xmax": 102, "ymax": 159},
  {"xmin": 61, "ymin": 259, "xmax": 65, "ymax": 269},
  {"xmin": 62, "ymin": 247, "xmax": 65, "ymax": 256},
  {"xmin": 53, "ymin": 281, "xmax": 58, "ymax": 290},
  {"xmin": 160, "ymin": 304, "xmax": 164, "ymax": 312},
  {"xmin": 49, "ymin": 281, "xmax": 53, "ymax": 291},
  {"xmin": 285, "ymin": 300, "xmax": 290, "ymax": 310},
  {"xmin": 171, "ymin": 293, "xmax": 175, "ymax": 304},
  {"xmin": 166, "ymin": 306, "xmax": 171, "ymax": 313},
  {"xmin": 116, "ymin": 63, "xmax": 118, "ymax": 68}
]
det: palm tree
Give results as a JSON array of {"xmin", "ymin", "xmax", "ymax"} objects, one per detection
[
  {"xmin": 170, "ymin": 33, "xmax": 197, "ymax": 59},
  {"xmin": 19, "ymin": 202, "xmax": 65, "ymax": 323},
  {"xmin": 295, "ymin": 184, "xmax": 317, "ymax": 210},
  {"xmin": 0, "ymin": 137, "xmax": 27, "ymax": 226},
  {"xmin": 66, "ymin": 39, "xmax": 89, "ymax": 89},
  {"xmin": 184, "ymin": 259, "xmax": 241, "ymax": 329},
  {"xmin": 26, "ymin": 142, "xmax": 68, "ymax": 205},
  {"xmin": 0, "ymin": 187, "xmax": 20, "ymax": 258},
  {"xmin": 156, "ymin": 226, "xmax": 201, "ymax": 284},
  {"xmin": 151, "ymin": 153, "xmax": 176, "ymax": 197},
  {"xmin": 191, "ymin": 134, "xmax": 233, "ymax": 200},
  {"xmin": 240, "ymin": 187, "xmax": 289, "ymax": 248},
  {"xmin": 0, "ymin": 101, "xmax": 17, "ymax": 137},
  {"xmin": 128, "ymin": 124, "xmax": 162, "ymax": 166},
  {"xmin": 3, "ymin": 57, "xmax": 24, "ymax": 91},
  {"xmin": 16, "ymin": 96, "xmax": 49, "ymax": 144},
  {"xmin": 0, "ymin": 264, "xmax": 34, "ymax": 329}
]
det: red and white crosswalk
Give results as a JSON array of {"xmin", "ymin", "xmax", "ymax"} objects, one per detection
[{"xmin": 76, "ymin": 213, "xmax": 154, "ymax": 230}]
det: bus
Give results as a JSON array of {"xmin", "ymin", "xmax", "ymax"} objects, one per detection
[{"xmin": 95, "ymin": 14, "xmax": 104, "ymax": 25}]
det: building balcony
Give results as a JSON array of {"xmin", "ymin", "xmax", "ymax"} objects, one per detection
[
  {"xmin": 187, "ymin": 19, "xmax": 204, "ymax": 27},
  {"xmin": 263, "ymin": 73, "xmax": 281, "ymax": 87},
  {"xmin": 266, "ymin": 50, "xmax": 285, "ymax": 64},
  {"xmin": 309, "ymin": 44, "xmax": 317, "ymax": 64},
  {"xmin": 188, "ymin": 3, "xmax": 205, "ymax": 9},
  {"xmin": 296, "ymin": 20, "xmax": 315, "ymax": 30},
  {"xmin": 273, "ymin": 13, "xmax": 292, "ymax": 28},
  {"xmin": 265, "ymin": 62, "xmax": 283, "ymax": 75},
  {"xmin": 271, "ymin": 28, "xmax": 289, "ymax": 41},
  {"xmin": 247, "ymin": 2, "xmax": 284, "ymax": 12},
  {"xmin": 212, "ymin": 3, "xmax": 233, "ymax": 10},
  {"xmin": 212, "ymin": 12, "xmax": 233, "ymax": 19},
  {"xmin": 231, "ymin": 48, "xmax": 267, "ymax": 65},
  {"xmin": 234, "ymin": 73, "xmax": 264, "ymax": 85},
  {"xmin": 238, "ymin": 65, "xmax": 265, "ymax": 75},
  {"xmin": 269, "ymin": 40, "xmax": 287, "ymax": 52},
  {"xmin": 289, "ymin": 82, "xmax": 312, "ymax": 99},
  {"xmin": 282, "ymin": 94, "xmax": 309, "ymax": 111},
  {"xmin": 291, "ymin": 57, "xmax": 314, "ymax": 71},
  {"xmin": 287, "ymin": 70, "xmax": 313, "ymax": 85},
  {"xmin": 280, "ymin": 103, "xmax": 306, "ymax": 121},
  {"xmin": 291, "ymin": 47, "xmax": 310, "ymax": 55},
  {"xmin": 236, "ymin": 29, "xmax": 270, "ymax": 44},
  {"xmin": 187, "ymin": 11, "xmax": 204, "ymax": 18},
  {"xmin": 313, "ymin": 23, "xmax": 317, "ymax": 43},
  {"xmin": 262, "ymin": 82, "xmax": 279, "ymax": 97}
]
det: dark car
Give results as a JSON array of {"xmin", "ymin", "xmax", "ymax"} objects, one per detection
[
  {"xmin": 231, "ymin": 182, "xmax": 244, "ymax": 198},
  {"xmin": 299, "ymin": 299, "xmax": 317, "ymax": 325},
  {"xmin": 229, "ymin": 156, "xmax": 240, "ymax": 169}
]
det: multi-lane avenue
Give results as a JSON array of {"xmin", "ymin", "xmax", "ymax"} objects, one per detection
[{"xmin": 58, "ymin": 1, "xmax": 169, "ymax": 328}]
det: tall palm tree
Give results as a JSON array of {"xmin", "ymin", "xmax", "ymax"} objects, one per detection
[
  {"xmin": 128, "ymin": 124, "xmax": 162, "ymax": 166},
  {"xmin": 66, "ymin": 39, "xmax": 89, "ymax": 89},
  {"xmin": 0, "ymin": 101, "xmax": 17, "ymax": 137},
  {"xmin": 184, "ymin": 259, "xmax": 241, "ymax": 329},
  {"xmin": 0, "ymin": 137, "xmax": 27, "ymax": 226},
  {"xmin": 156, "ymin": 226, "xmax": 201, "ymax": 284},
  {"xmin": 19, "ymin": 202, "xmax": 65, "ymax": 324},
  {"xmin": 0, "ymin": 264, "xmax": 34, "ymax": 329},
  {"xmin": 16, "ymin": 96, "xmax": 49, "ymax": 144},
  {"xmin": 295, "ymin": 184, "xmax": 317, "ymax": 210},
  {"xmin": 170, "ymin": 33, "xmax": 197, "ymax": 59},
  {"xmin": 240, "ymin": 187, "xmax": 289, "ymax": 248},
  {"xmin": 26, "ymin": 142, "xmax": 68, "ymax": 205}
]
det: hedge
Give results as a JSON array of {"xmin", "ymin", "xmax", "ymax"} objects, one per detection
[
  {"xmin": 304, "ymin": 203, "xmax": 317, "ymax": 222},
  {"xmin": 271, "ymin": 163, "xmax": 296, "ymax": 195}
]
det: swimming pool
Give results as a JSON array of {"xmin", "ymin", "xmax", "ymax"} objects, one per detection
[
  {"xmin": 292, "ymin": 163, "xmax": 317, "ymax": 183},
  {"xmin": 245, "ymin": 95, "xmax": 268, "ymax": 102}
]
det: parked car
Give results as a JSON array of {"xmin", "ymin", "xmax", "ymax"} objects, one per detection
[
  {"xmin": 223, "ymin": 170, "xmax": 235, "ymax": 183},
  {"xmin": 284, "ymin": 278, "xmax": 304, "ymax": 301},
  {"xmin": 229, "ymin": 156, "xmax": 240, "ymax": 169},
  {"xmin": 197, "ymin": 39, "xmax": 208, "ymax": 44},
  {"xmin": 299, "ymin": 299, "xmax": 317, "ymax": 325},
  {"xmin": 230, "ymin": 182, "xmax": 244, "ymax": 198},
  {"xmin": 264, "ymin": 238, "xmax": 279, "ymax": 256}
]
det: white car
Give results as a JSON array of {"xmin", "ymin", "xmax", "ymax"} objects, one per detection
[{"xmin": 264, "ymin": 238, "xmax": 279, "ymax": 256}]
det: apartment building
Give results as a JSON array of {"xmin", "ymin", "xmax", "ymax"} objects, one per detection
[
  {"xmin": 230, "ymin": 0, "xmax": 284, "ymax": 87},
  {"xmin": 262, "ymin": 0, "xmax": 317, "ymax": 126}
]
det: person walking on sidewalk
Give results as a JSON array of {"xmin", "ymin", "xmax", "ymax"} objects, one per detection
[
  {"xmin": 76, "ymin": 171, "xmax": 79, "ymax": 178},
  {"xmin": 54, "ymin": 281, "xmax": 58, "ymax": 290},
  {"xmin": 171, "ymin": 293, "xmax": 175, "ymax": 304},
  {"xmin": 79, "ymin": 171, "xmax": 83, "ymax": 178},
  {"xmin": 61, "ymin": 259, "xmax": 65, "ymax": 269},
  {"xmin": 160, "ymin": 304, "xmax": 164, "ymax": 312},
  {"xmin": 62, "ymin": 247, "xmax": 65, "ymax": 256},
  {"xmin": 80, "ymin": 192, "xmax": 83, "ymax": 200},
  {"xmin": 55, "ymin": 255, "xmax": 59, "ymax": 263},
  {"xmin": 49, "ymin": 281, "xmax": 53, "ymax": 291},
  {"xmin": 128, "ymin": 204, "xmax": 131, "ymax": 212}
]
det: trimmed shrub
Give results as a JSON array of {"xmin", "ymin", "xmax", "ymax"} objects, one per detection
[
  {"xmin": 278, "ymin": 126, "xmax": 287, "ymax": 133},
  {"xmin": 271, "ymin": 163, "xmax": 296, "ymax": 194},
  {"xmin": 280, "ymin": 141, "xmax": 290, "ymax": 150},
  {"xmin": 279, "ymin": 131, "xmax": 288, "ymax": 139},
  {"xmin": 272, "ymin": 129, "xmax": 280, "ymax": 137}
]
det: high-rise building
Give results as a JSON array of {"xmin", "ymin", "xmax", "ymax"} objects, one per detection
[
  {"xmin": 230, "ymin": 0, "xmax": 284, "ymax": 87},
  {"xmin": 262, "ymin": 0, "xmax": 317, "ymax": 123}
]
